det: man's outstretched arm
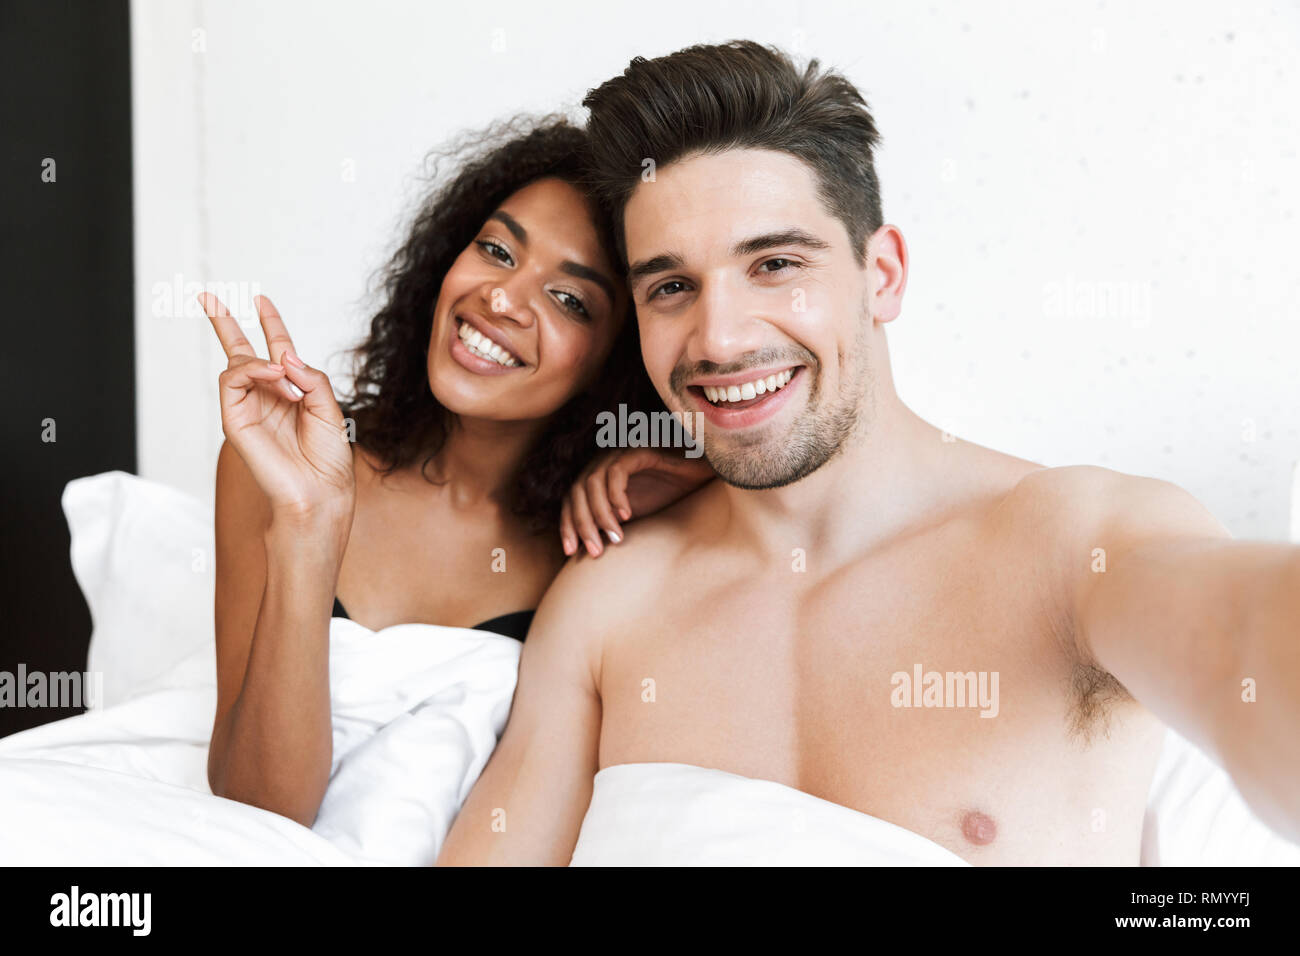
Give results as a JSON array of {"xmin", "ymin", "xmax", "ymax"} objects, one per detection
[
  {"xmin": 436, "ymin": 561, "xmax": 604, "ymax": 866},
  {"xmin": 1064, "ymin": 467, "xmax": 1300, "ymax": 841}
]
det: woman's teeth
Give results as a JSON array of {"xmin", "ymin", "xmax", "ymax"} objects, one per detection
[
  {"xmin": 457, "ymin": 320, "xmax": 520, "ymax": 367},
  {"xmin": 702, "ymin": 368, "xmax": 795, "ymax": 404}
]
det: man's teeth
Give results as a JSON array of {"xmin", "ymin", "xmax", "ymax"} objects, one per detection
[
  {"xmin": 457, "ymin": 320, "xmax": 520, "ymax": 367},
  {"xmin": 702, "ymin": 369, "xmax": 795, "ymax": 404}
]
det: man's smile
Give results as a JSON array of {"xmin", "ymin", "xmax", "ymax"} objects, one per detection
[{"xmin": 686, "ymin": 364, "xmax": 806, "ymax": 428}]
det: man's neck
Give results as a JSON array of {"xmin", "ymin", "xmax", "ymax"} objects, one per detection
[{"xmin": 716, "ymin": 388, "xmax": 952, "ymax": 562}]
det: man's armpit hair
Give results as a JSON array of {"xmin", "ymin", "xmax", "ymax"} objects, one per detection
[
  {"xmin": 1046, "ymin": 598, "xmax": 1133, "ymax": 744},
  {"xmin": 1068, "ymin": 656, "xmax": 1132, "ymax": 743}
]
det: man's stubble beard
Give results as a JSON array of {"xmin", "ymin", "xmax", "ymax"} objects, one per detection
[{"xmin": 703, "ymin": 304, "xmax": 875, "ymax": 491}]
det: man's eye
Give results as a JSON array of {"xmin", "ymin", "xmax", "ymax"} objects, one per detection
[
  {"xmin": 554, "ymin": 290, "xmax": 589, "ymax": 318},
  {"xmin": 649, "ymin": 279, "xmax": 688, "ymax": 300},
  {"xmin": 759, "ymin": 257, "xmax": 796, "ymax": 273},
  {"xmin": 476, "ymin": 239, "xmax": 513, "ymax": 265}
]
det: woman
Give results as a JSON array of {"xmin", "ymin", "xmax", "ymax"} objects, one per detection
[{"xmin": 199, "ymin": 118, "xmax": 711, "ymax": 826}]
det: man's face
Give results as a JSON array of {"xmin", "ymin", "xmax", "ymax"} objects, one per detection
[{"xmin": 623, "ymin": 148, "xmax": 875, "ymax": 489}]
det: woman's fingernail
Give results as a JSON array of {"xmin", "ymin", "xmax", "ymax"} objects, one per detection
[
  {"xmin": 284, "ymin": 350, "xmax": 307, "ymax": 369},
  {"xmin": 619, "ymin": 508, "xmax": 632, "ymax": 521},
  {"xmin": 288, "ymin": 383, "xmax": 304, "ymax": 398},
  {"xmin": 562, "ymin": 537, "xmax": 575, "ymax": 555},
  {"xmin": 606, "ymin": 529, "xmax": 621, "ymax": 544}
]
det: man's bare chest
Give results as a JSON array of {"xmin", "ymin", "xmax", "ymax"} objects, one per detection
[{"xmin": 594, "ymin": 540, "xmax": 1162, "ymax": 864}]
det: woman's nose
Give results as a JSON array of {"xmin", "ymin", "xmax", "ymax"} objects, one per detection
[{"xmin": 482, "ymin": 280, "xmax": 537, "ymax": 328}]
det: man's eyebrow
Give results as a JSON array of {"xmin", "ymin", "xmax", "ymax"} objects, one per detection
[
  {"xmin": 627, "ymin": 230, "xmax": 831, "ymax": 289},
  {"xmin": 626, "ymin": 252, "xmax": 685, "ymax": 288},
  {"xmin": 561, "ymin": 261, "xmax": 616, "ymax": 307},
  {"xmin": 730, "ymin": 229, "xmax": 830, "ymax": 257},
  {"xmin": 489, "ymin": 210, "xmax": 527, "ymax": 243}
]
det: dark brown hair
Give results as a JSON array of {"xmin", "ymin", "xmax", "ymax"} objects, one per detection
[
  {"xmin": 342, "ymin": 115, "xmax": 659, "ymax": 532},
  {"xmin": 582, "ymin": 40, "xmax": 885, "ymax": 263}
]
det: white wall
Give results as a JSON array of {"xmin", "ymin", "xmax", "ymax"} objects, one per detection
[{"xmin": 132, "ymin": 0, "xmax": 1300, "ymax": 538}]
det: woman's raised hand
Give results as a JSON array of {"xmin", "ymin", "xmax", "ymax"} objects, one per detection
[{"xmin": 199, "ymin": 292, "xmax": 355, "ymax": 518}]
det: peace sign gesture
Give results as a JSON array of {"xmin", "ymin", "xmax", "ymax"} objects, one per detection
[{"xmin": 199, "ymin": 292, "xmax": 355, "ymax": 517}]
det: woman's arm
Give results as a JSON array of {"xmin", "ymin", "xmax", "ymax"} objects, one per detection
[
  {"xmin": 206, "ymin": 442, "xmax": 352, "ymax": 826},
  {"xmin": 199, "ymin": 292, "xmax": 356, "ymax": 827}
]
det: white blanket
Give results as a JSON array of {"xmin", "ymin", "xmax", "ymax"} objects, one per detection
[
  {"xmin": 570, "ymin": 754, "xmax": 1300, "ymax": 866},
  {"xmin": 572, "ymin": 762, "xmax": 972, "ymax": 866},
  {"xmin": 0, "ymin": 619, "xmax": 520, "ymax": 865}
]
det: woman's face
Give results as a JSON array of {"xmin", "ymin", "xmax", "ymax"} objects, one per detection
[{"xmin": 427, "ymin": 177, "xmax": 627, "ymax": 422}]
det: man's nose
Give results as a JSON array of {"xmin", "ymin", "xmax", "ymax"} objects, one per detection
[{"xmin": 686, "ymin": 279, "xmax": 768, "ymax": 365}]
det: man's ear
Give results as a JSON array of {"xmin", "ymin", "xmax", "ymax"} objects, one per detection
[{"xmin": 866, "ymin": 224, "xmax": 908, "ymax": 324}]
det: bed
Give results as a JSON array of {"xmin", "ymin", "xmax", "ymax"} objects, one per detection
[{"xmin": 0, "ymin": 470, "xmax": 1296, "ymax": 866}]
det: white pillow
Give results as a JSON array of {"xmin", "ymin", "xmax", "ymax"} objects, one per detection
[{"xmin": 62, "ymin": 471, "xmax": 216, "ymax": 709}]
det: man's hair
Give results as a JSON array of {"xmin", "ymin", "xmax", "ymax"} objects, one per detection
[{"xmin": 582, "ymin": 40, "xmax": 885, "ymax": 264}]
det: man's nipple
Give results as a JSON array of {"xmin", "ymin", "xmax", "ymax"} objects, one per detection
[{"xmin": 961, "ymin": 810, "xmax": 997, "ymax": 845}]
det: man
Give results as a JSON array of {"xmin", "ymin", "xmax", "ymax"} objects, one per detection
[{"xmin": 438, "ymin": 41, "xmax": 1299, "ymax": 865}]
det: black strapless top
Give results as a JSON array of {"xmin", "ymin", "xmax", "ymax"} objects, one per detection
[{"xmin": 330, "ymin": 597, "xmax": 533, "ymax": 642}]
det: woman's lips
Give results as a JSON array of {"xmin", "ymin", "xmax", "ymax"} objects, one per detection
[{"xmin": 449, "ymin": 317, "xmax": 525, "ymax": 376}]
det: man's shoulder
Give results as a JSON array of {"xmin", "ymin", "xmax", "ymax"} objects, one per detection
[
  {"xmin": 1002, "ymin": 464, "xmax": 1228, "ymax": 545},
  {"xmin": 985, "ymin": 464, "xmax": 1230, "ymax": 636},
  {"xmin": 998, "ymin": 464, "xmax": 1125, "ymax": 532},
  {"xmin": 534, "ymin": 481, "xmax": 719, "ymax": 630}
]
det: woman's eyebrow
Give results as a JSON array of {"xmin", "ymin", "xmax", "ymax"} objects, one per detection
[
  {"xmin": 489, "ymin": 210, "xmax": 527, "ymax": 243},
  {"xmin": 560, "ymin": 261, "xmax": 616, "ymax": 307},
  {"xmin": 489, "ymin": 210, "xmax": 615, "ymax": 306}
]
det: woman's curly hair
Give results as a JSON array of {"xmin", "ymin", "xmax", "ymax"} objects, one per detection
[{"xmin": 341, "ymin": 115, "xmax": 661, "ymax": 533}]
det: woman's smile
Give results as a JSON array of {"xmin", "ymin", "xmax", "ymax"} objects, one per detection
[{"xmin": 450, "ymin": 316, "xmax": 527, "ymax": 375}]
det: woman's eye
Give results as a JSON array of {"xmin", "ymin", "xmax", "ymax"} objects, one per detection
[
  {"xmin": 554, "ymin": 290, "xmax": 589, "ymax": 318},
  {"xmin": 476, "ymin": 239, "xmax": 513, "ymax": 266},
  {"xmin": 649, "ymin": 279, "xmax": 688, "ymax": 300}
]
